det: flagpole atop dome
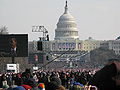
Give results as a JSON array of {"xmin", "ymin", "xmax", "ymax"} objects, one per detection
[
  {"xmin": 66, "ymin": 0, "xmax": 67, "ymax": 7},
  {"xmin": 64, "ymin": 0, "xmax": 69, "ymax": 14}
]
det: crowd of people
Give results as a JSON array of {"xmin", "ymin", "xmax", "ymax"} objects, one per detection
[
  {"xmin": 0, "ymin": 68, "xmax": 96, "ymax": 90},
  {"xmin": 0, "ymin": 58, "xmax": 120, "ymax": 90}
]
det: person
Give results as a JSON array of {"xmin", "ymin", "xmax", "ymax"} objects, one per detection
[
  {"xmin": 88, "ymin": 59, "xmax": 120, "ymax": 90},
  {"xmin": 9, "ymin": 38, "xmax": 17, "ymax": 56}
]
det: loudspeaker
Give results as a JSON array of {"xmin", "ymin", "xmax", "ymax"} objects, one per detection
[
  {"xmin": 37, "ymin": 41, "xmax": 43, "ymax": 51},
  {"xmin": 46, "ymin": 55, "xmax": 49, "ymax": 60}
]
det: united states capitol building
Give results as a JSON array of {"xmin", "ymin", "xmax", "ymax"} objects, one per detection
[
  {"xmin": 48, "ymin": 1, "xmax": 100, "ymax": 62},
  {"xmin": 29, "ymin": 1, "xmax": 120, "ymax": 68}
]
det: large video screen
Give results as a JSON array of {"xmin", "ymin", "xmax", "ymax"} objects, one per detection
[{"xmin": 0, "ymin": 34, "xmax": 28, "ymax": 57}]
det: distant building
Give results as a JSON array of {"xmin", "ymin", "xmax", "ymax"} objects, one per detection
[
  {"xmin": 100, "ymin": 38, "xmax": 120, "ymax": 55},
  {"xmin": 82, "ymin": 37, "xmax": 101, "ymax": 51}
]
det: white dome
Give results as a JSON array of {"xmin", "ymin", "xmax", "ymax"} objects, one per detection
[
  {"xmin": 54, "ymin": 1, "xmax": 79, "ymax": 40},
  {"xmin": 59, "ymin": 13, "xmax": 75, "ymax": 21}
]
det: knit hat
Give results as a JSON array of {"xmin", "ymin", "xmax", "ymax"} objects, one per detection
[
  {"xmin": 13, "ymin": 86, "xmax": 26, "ymax": 90},
  {"xmin": 22, "ymin": 85, "xmax": 32, "ymax": 90},
  {"xmin": 38, "ymin": 83, "xmax": 45, "ymax": 90}
]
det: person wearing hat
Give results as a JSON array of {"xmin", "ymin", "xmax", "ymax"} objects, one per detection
[
  {"xmin": 25, "ymin": 78, "xmax": 40, "ymax": 90},
  {"xmin": 89, "ymin": 58, "xmax": 120, "ymax": 90}
]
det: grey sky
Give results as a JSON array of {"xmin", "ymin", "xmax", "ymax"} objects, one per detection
[{"xmin": 0, "ymin": 0, "xmax": 120, "ymax": 41}]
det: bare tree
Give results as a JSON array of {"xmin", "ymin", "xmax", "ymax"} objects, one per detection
[{"xmin": 0, "ymin": 26, "xmax": 9, "ymax": 34}]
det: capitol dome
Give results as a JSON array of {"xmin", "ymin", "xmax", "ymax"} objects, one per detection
[
  {"xmin": 59, "ymin": 13, "xmax": 75, "ymax": 21},
  {"xmin": 54, "ymin": 1, "xmax": 79, "ymax": 40}
]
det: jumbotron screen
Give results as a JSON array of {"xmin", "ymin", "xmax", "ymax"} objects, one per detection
[{"xmin": 0, "ymin": 34, "xmax": 28, "ymax": 57}]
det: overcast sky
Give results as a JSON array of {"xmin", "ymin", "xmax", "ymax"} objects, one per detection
[{"xmin": 0, "ymin": 0, "xmax": 120, "ymax": 41}]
